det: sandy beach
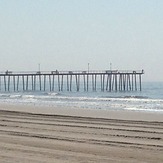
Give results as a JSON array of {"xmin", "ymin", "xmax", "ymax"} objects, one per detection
[{"xmin": 0, "ymin": 104, "xmax": 163, "ymax": 163}]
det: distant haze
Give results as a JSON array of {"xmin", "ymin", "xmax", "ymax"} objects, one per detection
[{"xmin": 0, "ymin": 0, "xmax": 163, "ymax": 81}]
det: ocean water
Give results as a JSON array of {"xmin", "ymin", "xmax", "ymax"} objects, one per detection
[{"xmin": 0, "ymin": 82, "xmax": 163, "ymax": 113}]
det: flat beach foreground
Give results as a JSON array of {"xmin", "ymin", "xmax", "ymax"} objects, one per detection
[{"xmin": 0, "ymin": 104, "xmax": 163, "ymax": 163}]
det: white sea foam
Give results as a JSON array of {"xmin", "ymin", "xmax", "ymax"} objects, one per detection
[
  {"xmin": 124, "ymin": 107, "xmax": 163, "ymax": 112},
  {"xmin": 0, "ymin": 82, "xmax": 163, "ymax": 113}
]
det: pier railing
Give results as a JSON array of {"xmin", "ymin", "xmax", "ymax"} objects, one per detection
[{"xmin": 0, "ymin": 70, "xmax": 144, "ymax": 75}]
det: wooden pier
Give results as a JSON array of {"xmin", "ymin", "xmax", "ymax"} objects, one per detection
[{"xmin": 0, "ymin": 70, "xmax": 144, "ymax": 92}]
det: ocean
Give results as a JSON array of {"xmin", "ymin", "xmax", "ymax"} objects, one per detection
[{"xmin": 0, "ymin": 82, "xmax": 163, "ymax": 113}]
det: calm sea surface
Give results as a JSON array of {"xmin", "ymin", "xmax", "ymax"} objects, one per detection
[{"xmin": 0, "ymin": 82, "xmax": 163, "ymax": 113}]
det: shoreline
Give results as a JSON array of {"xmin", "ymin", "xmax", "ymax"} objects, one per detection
[{"xmin": 0, "ymin": 102, "xmax": 163, "ymax": 121}]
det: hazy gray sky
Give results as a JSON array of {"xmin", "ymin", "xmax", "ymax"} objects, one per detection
[{"xmin": 0, "ymin": 0, "xmax": 163, "ymax": 81}]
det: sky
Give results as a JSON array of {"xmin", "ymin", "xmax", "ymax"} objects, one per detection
[{"xmin": 0, "ymin": 0, "xmax": 163, "ymax": 81}]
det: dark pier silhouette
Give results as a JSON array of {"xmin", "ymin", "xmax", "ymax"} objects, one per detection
[{"xmin": 0, "ymin": 70, "xmax": 144, "ymax": 92}]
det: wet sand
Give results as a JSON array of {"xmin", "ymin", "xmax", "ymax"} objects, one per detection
[{"xmin": 0, "ymin": 104, "xmax": 163, "ymax": 163}]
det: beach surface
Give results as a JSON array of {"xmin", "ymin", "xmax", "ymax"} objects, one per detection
[{"xmin": 0, "ymin": 104, "xmax": 163, "ymax": 163}]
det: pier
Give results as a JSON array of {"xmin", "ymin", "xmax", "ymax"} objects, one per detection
[{"xmin": 0, "ymin": 70, "xmax": 144, "ymax": 92}]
